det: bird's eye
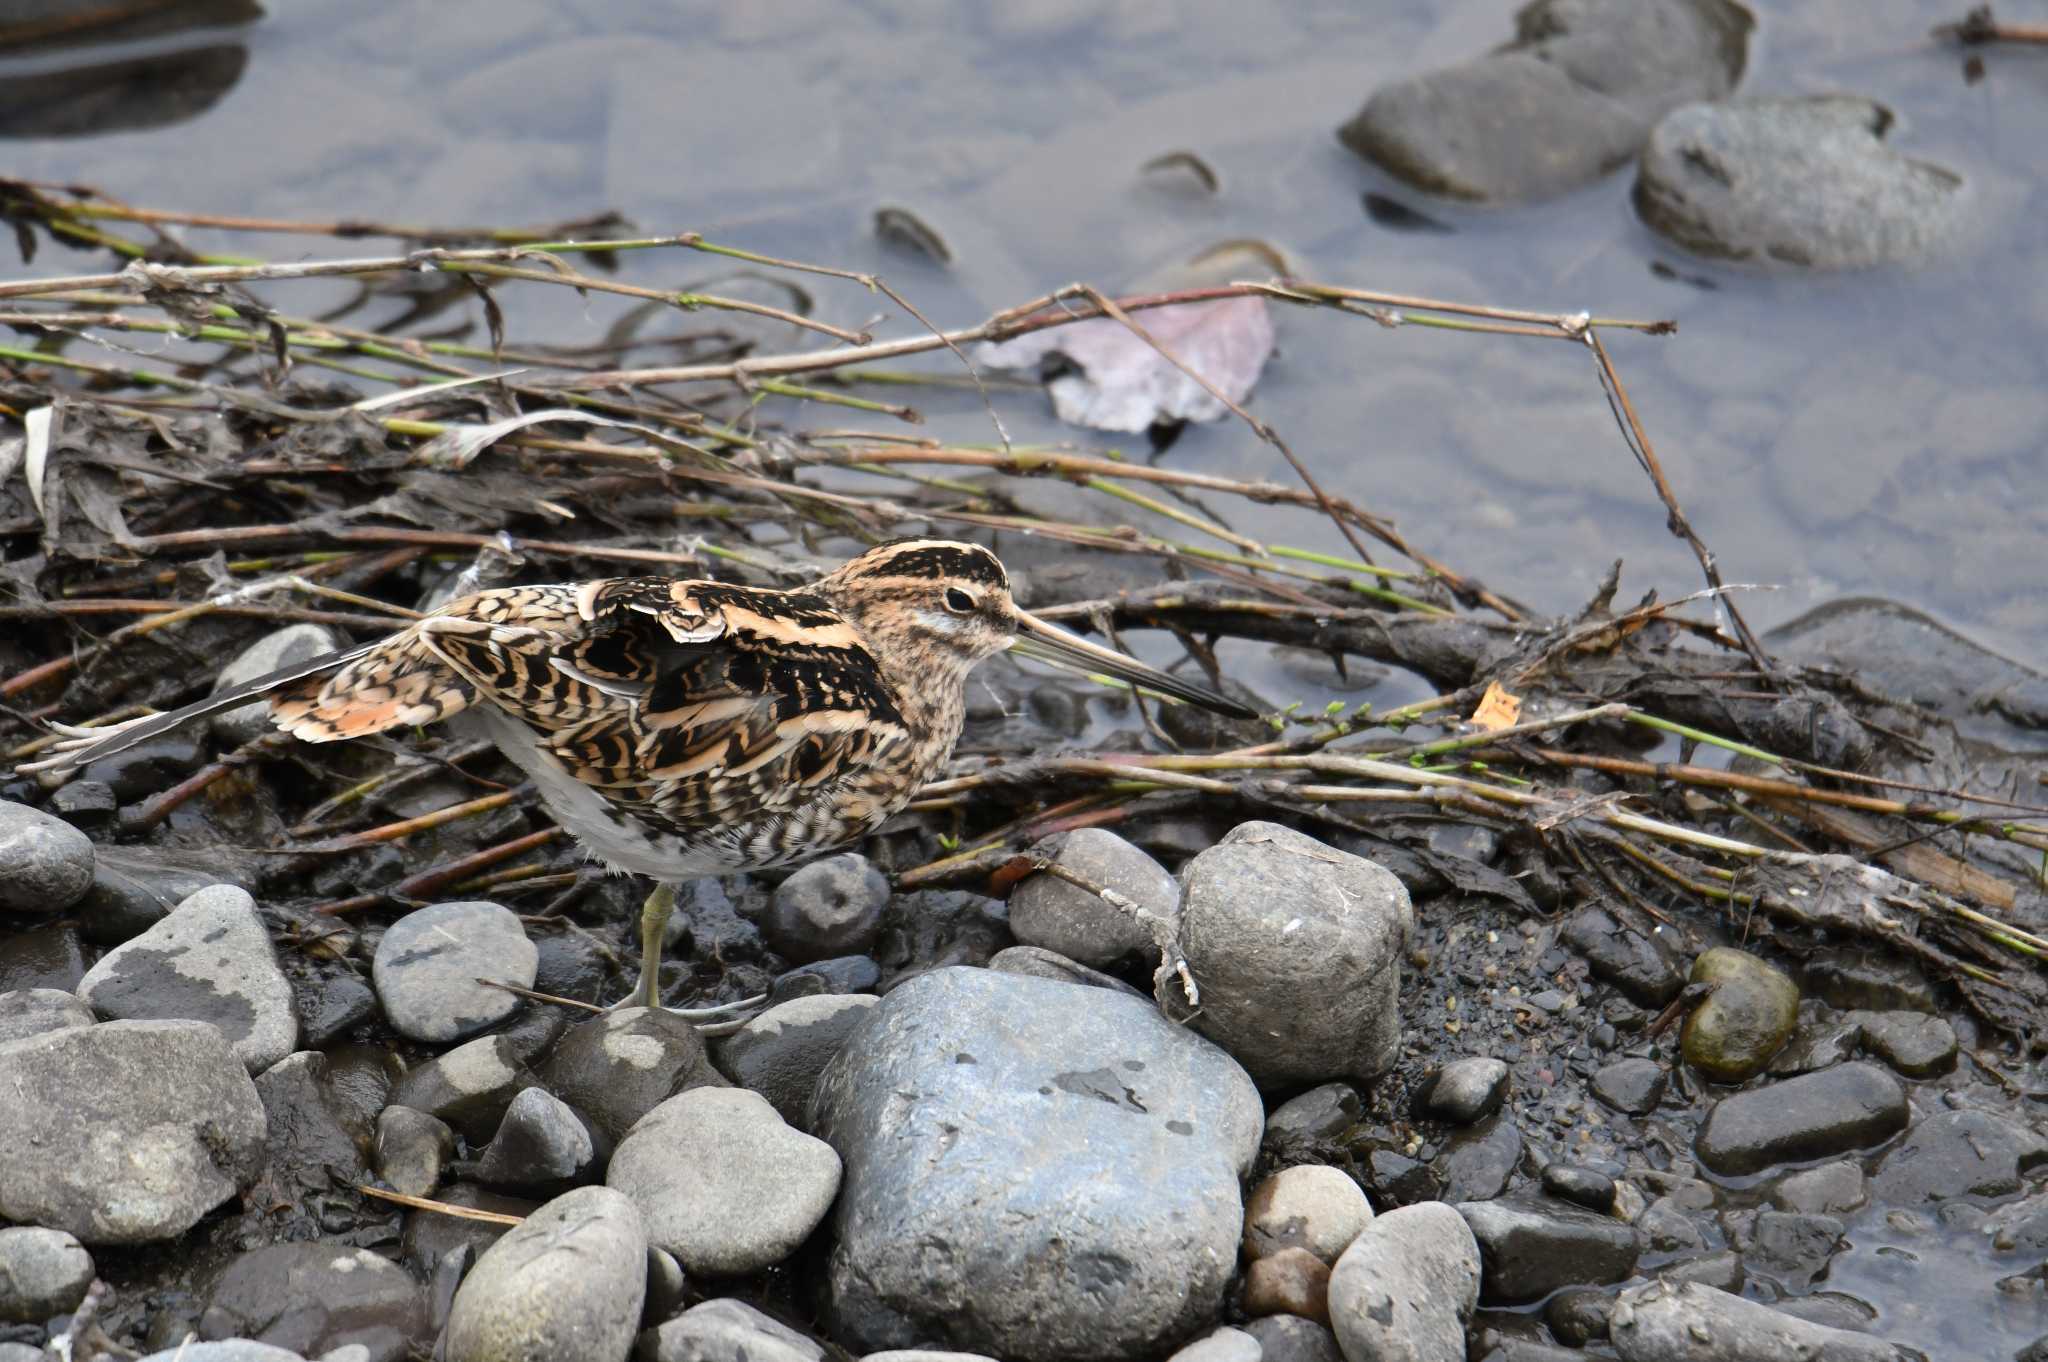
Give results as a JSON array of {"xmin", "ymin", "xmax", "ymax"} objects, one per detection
[{"xmin": 943, "ymin": 587, "xmax": 976, "ymax": 613}]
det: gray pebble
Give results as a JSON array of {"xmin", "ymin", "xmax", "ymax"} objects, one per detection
[
  {"xmin": 1771, "ymin": 1160, "xmax": 1866, "ymax": 1216},
  {"xmin": 374, "ymin": 1106, "xmax": 455, "ymax": 1198},
  {"xmin": 210, "ymin": 624, "xmax": 340, "ymax": 746},
  {"xmin": 387, "ymin": 1033, "xmax": 537, "ymax": 1143},
  {"xmin": 1695, "ymin": 1062, "xmax": 1907, "ymax": 1177},
  {"xmin": 0, "ymin": 1019, "xmax": 266, "ymax": 1244},
  {"xmin": 1857, "ymin": 1009, "xmax": 1957, "ymax": 1078},
  {"xmin": 1240, "ymin": 1316, "xmax": 1344, "ymax": 1362},
  {"xmin": 763, "ymin": 854, "xmax": 889, "ymax": 963},
  {"xmin": 1010, "ymin": 828, "xmax": 1176, "ymax": 968},
  {"xmin": 1327, "ymin": 1202, "xmax": 1480, "ymax": 1362},
  {"xmin": 299, "ymin": 975, "xmax": 378, "ymax": 1049},
  {"xmin": 862, "ymin": 1353, "xmax": 999, "ymax": 1362},
  {"xmin": 76, "ymin": 883, "xmax": 297, "ymax": 1072},
  {"xmin": 767, "ymin": 954, "xmax": 881, "ymax": 1003},
  {"xmin": 46, "ymin": 778, "xmax": 117, "ymax": 833},
  {"xmin": 0, "ymin": 986, "xmax": 95, "ymax": 1046},
  {"xmin": 987, "ymin": 944, "xmax": 1147, "ymax": 997},
  {"xmin": 1609, "ymin": 1279, "xmax": 1898, "ymax": 1362},
  {"xmin": 371, "ymin": 900, "xmax": 536, "ymax": 1044},
  {"xmin": 1540, "ymin": 1164, "xmax": 1616, "ymax": 1215},
  {"xmin": 1167, "ymin": 821, "xmax": 1411, "ymax": 1085},
  {"xmin": 1425, "ymin": 1056, "xmax": 1509, "ymax": 1124},
  {"xmin": 1458, "ymin": 1194, "xmax": 1640, "ymax": 1305},
  {"xmin": 609, "ymin": 1086, "xmax": 841, "ymax": 1275},
  {"xmin": 474, "ymin": 1086, "xmax": 600, "ymax": 1192},
  {"xmin": 0, "ymin": 1225, "xmax": 94, "ymax": 1322},
  {"xmin": 536, "ymin": 1005, "xmax": 721, "ymax": 1143},
  {"xmin": 1243, "ymin": 1164, "xmax": 1372, "ymax": 1264},
  {"xmin": 135, "ymin": 1345, "xmax": 309, "ymax": 1362},
  {"xmin": 445, "ymin": 1185, "xmax": 646, "ymax": 1362},
  {"xmin": 198, "ymin": 1243, "xmax": 426, "ymax": 1362},
  {"xmin": 643, "ymin": 1299, "xmax": 823, "ymax": 1362},
  {"xmin": 1263, "ymin": 1082, "xmax": 1362, "ymax": 1150},
  {"xmin": 1165, "ymin": 1327, "xmax": 1261, "ymax": 1362},
  {"xmin": 0, "ymin": 799, "xmax": 94, "ymax": 916},
  {"xmin": 1591, "ymin": 1057, "xmax": 1668, "ymax": 1115},
  {"xmin": 711, "ymin": 993, "xmax": 878, "ymax": 1130}
]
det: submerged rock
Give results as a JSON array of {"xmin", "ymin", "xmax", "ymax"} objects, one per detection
[
  {"xmin": 1339, "ymin": 0, "xmax": 1751, "ymax": 204},
  {"xmin": 1637, "ymin": 96, "xmax": 1966, "ymax": 269},
  {"xmin": 812, "ymin": 966, "xmax": 1261, "ymax": 1358},
  {"xmin": 1870, "ymin": 1108, "xmax": 2048, "ymax": 1204},
  {"xmin": 1609, "ymin": 1279, "xmax": 1898, "ymax": 1362}
]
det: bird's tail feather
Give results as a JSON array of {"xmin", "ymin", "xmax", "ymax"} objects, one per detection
[{"xmin": 16, "ymin": 627, "xmax": 474, "ymax": 777}]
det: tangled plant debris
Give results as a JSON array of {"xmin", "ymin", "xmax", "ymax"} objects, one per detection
[{"xmin": 0, "ymin": 177, "xmax": 2041, "ymax": 1048}]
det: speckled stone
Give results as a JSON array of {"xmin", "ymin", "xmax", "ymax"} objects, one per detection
[
  {"xmin": 372, "ymin": 901, "xmax": 536, "ymax": 1044},
  {"xmin": 76, "ymin": 884, "xmax": 298, "ymax": 1072}
]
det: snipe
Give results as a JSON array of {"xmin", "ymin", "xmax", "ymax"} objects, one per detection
[{"xmin": 23, "ymin": 539, "xmax": 1253, "ymax": 1011}]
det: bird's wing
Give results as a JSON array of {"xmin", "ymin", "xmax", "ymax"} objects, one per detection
[{"xmin": 417, "ymin": 578, "xmax": 914, "ymax": 832}]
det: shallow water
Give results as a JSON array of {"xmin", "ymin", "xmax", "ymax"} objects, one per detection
[
  {"xmin": 5, "ymin": 1, "xmax": 2042, "ymax": 683},
  {"xmin": 4, "ymin": 5, "xmax": 2046, "ymax": 1351}
]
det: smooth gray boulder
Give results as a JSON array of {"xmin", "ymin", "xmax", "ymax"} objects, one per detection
[
  {"xmin": 371, "ymin": 900, "xmax": 536, "ymax": 1044},
  {"xmin": 444, "ymin": 1185, "xmax": 646, "ymax": 1362},
  {"xmin": 1326, "ymin": 1203, "xmax": 1480, "ymax": 1362},
  {"xmin": 0, "ymin": 1019, "xmax": 267, "ymax": 1244},
  {"xmin": 812, "ymin": 966, "xmax": 1261, "ymax": 1359},
  {"xmin": 76, "ymin": 884, "xmax": 297, "ymax": 1072},
  {"xmin": 1609, "ymin": 1279, "xmax": 1900, "ymax": 1361},
  {"xmin": 1637, "ymin": 96, "xmax": 1966, "ymax": 269},
  {"xmin": 609, "ymin": 1086, "xmax": 840, "ymax": 1275},
  {"xmin": 1166, "ymin": 821, "xmax": 1410, "ymax": 1085}
]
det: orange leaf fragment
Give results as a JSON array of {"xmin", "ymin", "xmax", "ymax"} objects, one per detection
[{"xmin": 1468, "ymin": 681, "xmax": 1522, "ymax": 732}]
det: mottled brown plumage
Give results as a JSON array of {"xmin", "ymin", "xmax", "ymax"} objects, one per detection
[{"xmin": 22, "ymin": 539, "xmax": 1252, "ymax": 1009}]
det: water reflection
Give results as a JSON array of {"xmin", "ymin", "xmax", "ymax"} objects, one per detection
[{"xmin": 0, "ymin": 0, "xmax": 260, "ymax": 137}]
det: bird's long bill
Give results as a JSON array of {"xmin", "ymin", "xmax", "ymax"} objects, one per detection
[{"xmin": 1010, "ymin": 611, "xmax": 1257, "ymax": 720}]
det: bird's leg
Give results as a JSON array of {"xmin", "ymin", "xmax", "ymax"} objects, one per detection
[
  {"xmin": 605, "ymin": 882, "xmax": 765, "ymax": 1023},
  {"xmin": 633, "ymin": 881, "xmax": 677, "ymax": 1011}
]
